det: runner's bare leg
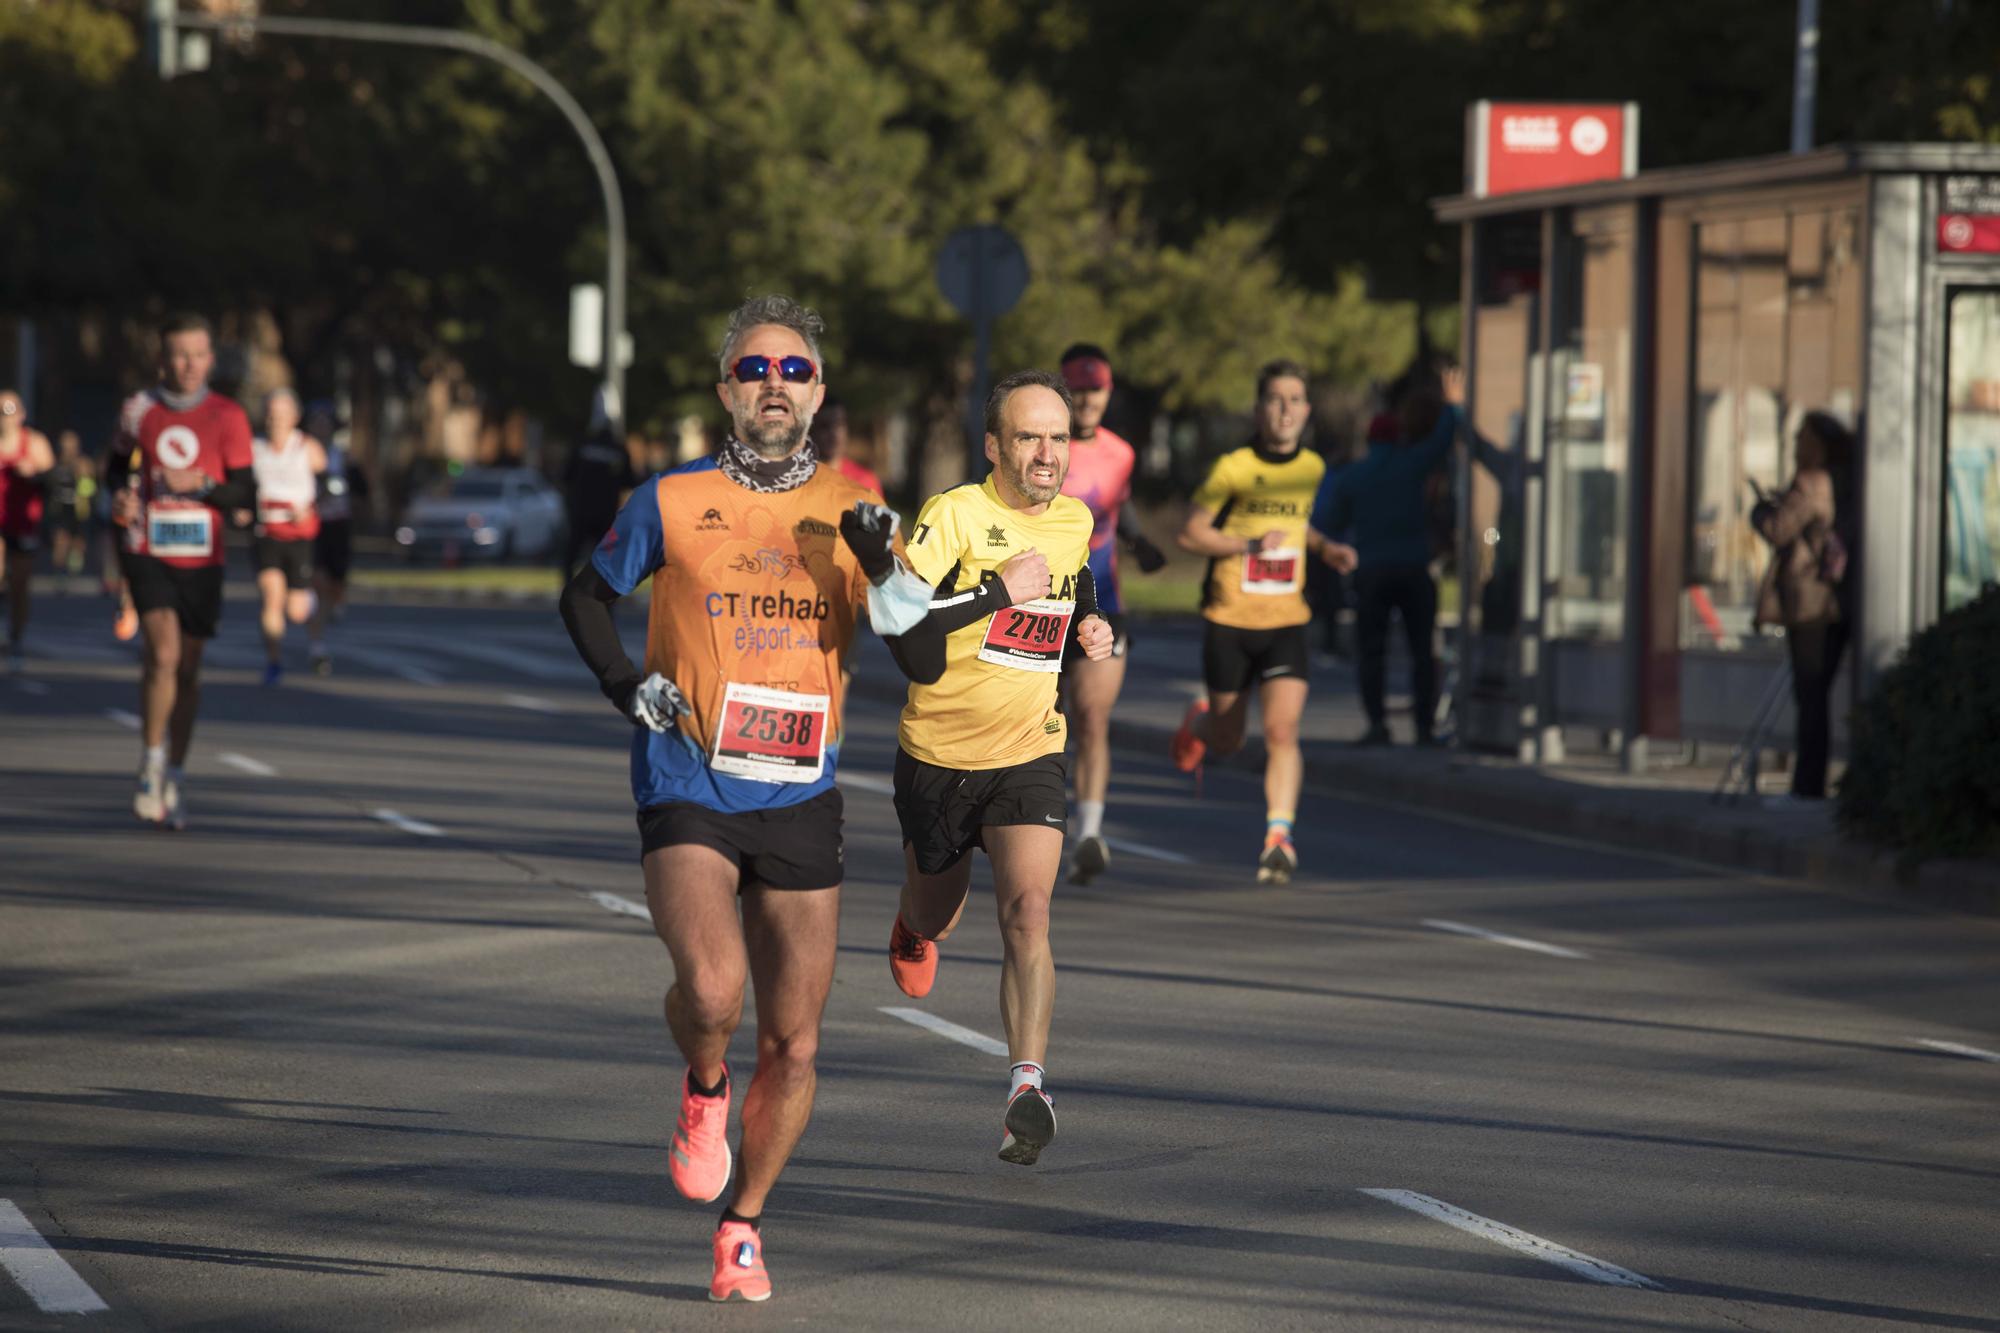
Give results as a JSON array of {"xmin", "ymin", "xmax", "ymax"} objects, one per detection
[
  {"xmin": 643, "ymin": 843, "xmax": 749, "ymax": 1091},
  {"xmin": 984, "ymin": 822, "xmax": 1064, "ymax": 1067}
]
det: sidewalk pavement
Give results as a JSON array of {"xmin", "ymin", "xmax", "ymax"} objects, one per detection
[{"xmin": 846, "ymin": 617, "xmax": 2000, "ymax": 919}]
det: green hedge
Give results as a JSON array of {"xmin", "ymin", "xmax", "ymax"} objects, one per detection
[{"xmin": 1837, "ymin": 584, "xmax": 2000, "ymax": 861}]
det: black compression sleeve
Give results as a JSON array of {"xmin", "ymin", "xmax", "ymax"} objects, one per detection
[
  {"xmin": 1066, "ymin": 564, "xmax": 1101, "ymax": 651},
  {"xmin": 203, "ymin": 466, "xmax": 257, "ymax": 512},
  {"xmin": 881, "ymin": 569, "xmax": 1011, "ymax": 686},
  {"xmin": 560, "ymin": 563, "xmax": 644, "ymax": 710},
  {"xmin": 1116, "ymin": 506, "xmax": 1143, "ymax": 546}
]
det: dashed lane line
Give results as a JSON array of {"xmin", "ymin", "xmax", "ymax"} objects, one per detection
[
  {"xmin": 103, "ymin": 707, "xmax": 140, "ymax": 730},
  {"xmin": 839, "ymin": 773, "xmax": 896, "ymax": 796},
  {"xmin": 504, "ymin": 693, "xmax": 560, "ymax": 713},
  {"xmin": 1358, "ymin": 1189, "xmax": 1660, "ymax": 1290},
  {"xmin": 219, "ymin": 751, "xmax": 278, "ymax": 778},
  {"xmin": 373, "ymin": 808, "xmax": 445, "ymax": 838},
  {"xmin": 880, "ymin": 1006, "xmax": 1010, "ymax": 1057},
  {"xmin": 585, "ymin": 890, "xmax": 651, "ymax": 922},
  {"xmin": 11, "ymin": 678, "xmax": 50, "ymax": 696},
  {"xmin": 1422, "ymin": 918, "xmax": 1589, "ymax": 960},
  {"xmin": 0, "ymin": 1198, "xmax": 110, "ymax": 1315},
  {"xmin": 1105, "ymin": 836, "xmax": 1194, "ymax": 865},
  {"xmin": 1916, "ymin": 1037, "xmax": 2000, "ymax": 1063}
]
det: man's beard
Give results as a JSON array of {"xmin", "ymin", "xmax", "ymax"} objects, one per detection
[
  {"xmin": 1006, "ymin": 459, "xmax": 1063, "ymax": 504},
  {"xmin": 740, "ymin": 409, "xmax": 810, "ymax": 459}
]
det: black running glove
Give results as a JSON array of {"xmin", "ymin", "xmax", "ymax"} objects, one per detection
[{"xmin": 839, "ymin": 501, "xmax": 899, "ymax": 585}]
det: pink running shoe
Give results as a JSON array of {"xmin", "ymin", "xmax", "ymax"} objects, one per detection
[
  {"xmin": 669, "ymin": 1068, "xmax": 732, "ymax": 1203},
  {"xmin": 708, "ymin": 1220, "xmax": 771, "ymax": 1303}
]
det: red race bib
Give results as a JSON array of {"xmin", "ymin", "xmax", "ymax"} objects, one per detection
[
  {"xmin": 1241, "ymin": 547, "xmax": 1301, "ymax": 595},
  {"xmin": 710, "ymin": 683, "xmax": 830, "ymax": 784},
  {"xmin": 978, "ymin": 598, "xmax": 1074, "ymax": 673}
]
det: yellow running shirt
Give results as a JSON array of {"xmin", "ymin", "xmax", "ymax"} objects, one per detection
[
  {"xmin": 899, "ymin": 477, "xmax": 1094, "ymax": 770},
  {"xmin": 1189, "ymin": 444, "xmax": 1325, "ymax": 630}
]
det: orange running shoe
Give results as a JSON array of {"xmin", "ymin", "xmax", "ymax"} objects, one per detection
[
  {"xmin": 708, "ymin": 1220, "xmax": 771, "ymax": 1303},
  {"xmin": 1170, "ymin": 698, "xmax": 1209, "ymax": 773},
  {"xmin": 113, "ymin": 602, "xmax": 138, "ymax": 642},
  {"xmin": 1257, "ymin": 830, "xmax": 1297, "ymax": 885},
  {"xmin": 998, "ymin": 1084, "xmax": 1057, "ymax": 1166},
  {"xmin": 888, "ymin": 915, "xmax": 937, "ymax": 998},
  {"xmin": 669, "ymin": 1068, "xmax": 732, "ymax": 1203}
]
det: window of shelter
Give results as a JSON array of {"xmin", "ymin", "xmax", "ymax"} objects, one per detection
[{"xmin": 1683, "ymin": 202, "xmax": 1861, "ymax": 649}]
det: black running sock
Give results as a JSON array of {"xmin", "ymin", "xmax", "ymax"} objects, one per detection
[
  {"xmin": 721, "ymin": 1208, "xmax": 760, "ymax": 1231},
  {"xmin": 688, "ymin": 1068, "xmax": 727, "ymax": 1099}
]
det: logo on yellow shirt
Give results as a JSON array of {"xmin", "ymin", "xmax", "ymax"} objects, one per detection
[{"xmin": 986, "ymin": 525, "xmax": 1007, "ymax": 547}]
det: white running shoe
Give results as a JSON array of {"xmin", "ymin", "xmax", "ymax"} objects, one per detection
[{"xmin": 134, "ymin": 761, "xmax": 167, "ymax": 824}]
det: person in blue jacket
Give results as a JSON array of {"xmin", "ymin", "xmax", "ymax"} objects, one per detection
[{"xmin": 1316, "ymin": 365, "xmax": 1464, "ymax": 745}]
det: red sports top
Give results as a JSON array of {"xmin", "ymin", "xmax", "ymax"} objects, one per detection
[{"xmin": 122, "ymin": 389, "xmax": 254, "ymax": 569}]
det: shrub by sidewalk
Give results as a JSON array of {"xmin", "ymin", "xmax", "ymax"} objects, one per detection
[{"xmin": 1838, "ymin": 585, "xmax": 2000, "ymax": 863}]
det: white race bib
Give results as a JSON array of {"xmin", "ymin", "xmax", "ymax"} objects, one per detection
[
  {"xmin": 147, "ymin": 505, "xmax": 214, "ymax": 560},
  {"xmin": 709, "ymin": 682, "xmax": 830, "ymax": 784},
  {"xmin": 977, "ymin": 598, "xmax": 1074, "ymax": 672},
  {"xmin": 1240, "ymin": 547, "xmax": 1302, "ymax": 595}
]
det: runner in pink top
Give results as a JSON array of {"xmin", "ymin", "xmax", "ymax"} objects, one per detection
[{"xmin": 1055, "ymin": 344, "xmax": 1167, "ymax": 884}]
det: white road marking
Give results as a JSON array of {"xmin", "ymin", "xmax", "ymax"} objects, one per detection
[
  {"xmin": 504, "ymin": 693, "xmax": 559, "ymax": 713},
  {"xmin": 1105, "ymin": 836, "xmax": 1194, "ymax": 865},
  {"xmin": 585, "ymin": 890, "xmax": 650, "ymax": 921},
  {"xmin": 840, "ymin": 773, "xmax": 896, "ymax": 796},
  {"xmin": 219, "ymin": 751, "xmax": 277, "ymax": 778},
  {"xmin": 880, "ymin": 1006, "xmax": 1010, "ymax": 1057},
  {"xmin": 12, "ymin": 679, "xmax": 50, "ymax": 696},
  {"xmin": 335, "ymin": 643, "xmax": 445, "ymax": 685},
  {"xmin": 1359, "ymin": 1190, "xmax": 1660, "ymax": 1290},
  {"xmin": 0, "ymin": 1198, "xmax": 110, "ymax": 1315},
  {"xmin": 103, "ymin": 708, "xmax": 140, "ymax": 730},
  {"xmin": 373, "ymin": 808, "xmax": 444, "ymax": 838},
  {"xmin": 1422, "ymin": 918, "xmax": 1588, "ymax": 960},
  {"xmin": 1917, "ymin": 1037, "xmax": 2000, "ymax": 1063}
]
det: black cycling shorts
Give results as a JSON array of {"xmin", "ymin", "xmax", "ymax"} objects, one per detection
[
  {"xmin": 1202, "ymin": 621, "xmax": 1310, "ymax": 695},
  {"xmin": 253, "ymin": 536, "xmax": 315, "ymax": 591},
  {"xmin": 315, "ymin": 519, "xmax": 353, "ymax": 581},
  {"xmin": 636, "ymin": 787, "xmax": 844, "ymax": 890},
  {"xmin": 122, "ymin": 553, "xmax": 225, "ymax": 640},
  {"xmin": 893, "ymin": 747, "xmax": 1068, "ymax": 876}
]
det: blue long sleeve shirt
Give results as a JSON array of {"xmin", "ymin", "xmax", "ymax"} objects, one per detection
[{"xmin": 1316, "ymin": 404, "xmax": 1461, "ymax": 570}]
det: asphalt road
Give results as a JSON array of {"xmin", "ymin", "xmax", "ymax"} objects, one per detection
[{"xmin": 3, "ymin": 594, "xmax": 1998, "ymax": 1331}]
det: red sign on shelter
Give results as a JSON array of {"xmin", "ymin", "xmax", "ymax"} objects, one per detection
[
  {"xmin": 1939, "ymin": 176, "xmax": 2000, "ymax": 254},
  {"xmin": 1468, "ymin": 101, "xmax": 1638, "ymax": 199}
]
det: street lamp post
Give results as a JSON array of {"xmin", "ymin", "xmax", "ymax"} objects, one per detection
[{"xmin": 161, "ymin": 10, "xmax": 628, "ymax": 434}]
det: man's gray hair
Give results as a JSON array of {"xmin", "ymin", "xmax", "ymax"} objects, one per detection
[{"xmin": 717, "ymin": 294, "xmax": 825, "ymax": 379}]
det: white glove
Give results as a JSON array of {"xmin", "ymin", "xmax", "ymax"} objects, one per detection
[{"xmin": 628, "ymin": 672, "xmax": 690, "ymax": 734}]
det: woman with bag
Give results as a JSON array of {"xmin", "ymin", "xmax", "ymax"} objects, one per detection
[{"xmin": 1753, "ymin": 411, "xmax": 1857, "ymax": 800}]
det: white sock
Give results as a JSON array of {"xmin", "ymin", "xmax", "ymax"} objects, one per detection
[
  {"xmin": 143, "ymin": 744, "xmax": 166, "ymax": 772},
  {"xmin": 1077, "ymin": 801, "xmax": 1105, "ymax": 840},
  {"xmin": 1009, "ymin": 1062, "xmax": 1044, "ymax": 1099}
]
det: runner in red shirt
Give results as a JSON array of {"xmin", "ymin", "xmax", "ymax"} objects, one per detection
[
  {"xmin": 109, "ymin": 314, "xmax": 257, "ymax": 829},
  {"xmin": 0, "ymin": 389, "xmax": 56, "ymax": 670}
]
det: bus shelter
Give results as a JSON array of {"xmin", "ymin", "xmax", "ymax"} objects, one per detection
[{"xmin": 1435, "ymin": 143, "xmax": 2000, "ymax": 766}]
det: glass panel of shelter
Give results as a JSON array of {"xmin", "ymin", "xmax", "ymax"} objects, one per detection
[
  {"xmin": 1945, "ymin": 288, "xmax": 2000, "ymax": 612},
  {"xmin": 1683, "ymin": 202, "xmax": 1862, "ymax": 651}
]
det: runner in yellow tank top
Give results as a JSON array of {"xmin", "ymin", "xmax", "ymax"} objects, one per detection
[
  {"xmin": 1170, "ymin": 358, "xmax": 1356, "ymax": 884},
  {"xmin": 884, "ymin": 370, "xmax": 1114, "ymax": 1168}
]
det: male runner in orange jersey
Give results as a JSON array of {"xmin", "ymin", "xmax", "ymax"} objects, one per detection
[{"xmin": 560, "ymin": 294, "xmax": 942, "ymax": 1303}]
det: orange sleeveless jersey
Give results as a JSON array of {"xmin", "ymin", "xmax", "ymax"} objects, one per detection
[{"xmin": 591, "ymin": 455, "xmax": 887, "ymax": 812}]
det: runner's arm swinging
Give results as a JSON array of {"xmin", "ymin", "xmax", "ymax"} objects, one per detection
[
  {"xmin": 880, "ymin": 568, "xmax": 1015, "ymax": 685},
  {"xmin": 559, "ymin": 563, "xmax": 647, "ymax": 713}
]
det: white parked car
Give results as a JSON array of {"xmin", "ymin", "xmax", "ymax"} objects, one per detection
[{"xmin": 395, "ymin": 467, "xmax": 567, "ymax": 561}]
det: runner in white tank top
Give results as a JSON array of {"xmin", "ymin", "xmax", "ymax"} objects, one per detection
[{"xmin": 249, "ymin": 389, "xmax": 327, "ymax": 684}]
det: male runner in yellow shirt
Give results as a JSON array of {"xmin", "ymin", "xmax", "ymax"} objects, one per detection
[
  {"xmin": 883, "ymin": 369, "xmax": 1114, "ymax": 1166},
  {"xmin": 1171, "ymin": 359, "xmax": 1356, "ymax": 884}
]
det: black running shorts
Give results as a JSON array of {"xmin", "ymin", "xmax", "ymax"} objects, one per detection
[
  {"xmin": 1202, "ymin": 621, "xmax": 1310, "ymax": 695},
  {"xmin": 253, "ymin": 536, "xmax": 315, "ymax": 590},
  {"xmin": 892, "ymin": 747, "xmax": 1068, "ymax": 876},
  {"xmin": 315, "ymin": 519, "xmax": 353, "ymax": 581},
  {"xmin": 636, "ymin": 787, "xmax": 844, "ymax": 890},
  {"xmin": 122, "ymin": 552, "xmax": 225, "ymax": 640},
  {"xmin": 2, "ymin": 529, "xmax": 39, "ymax": 556}
]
